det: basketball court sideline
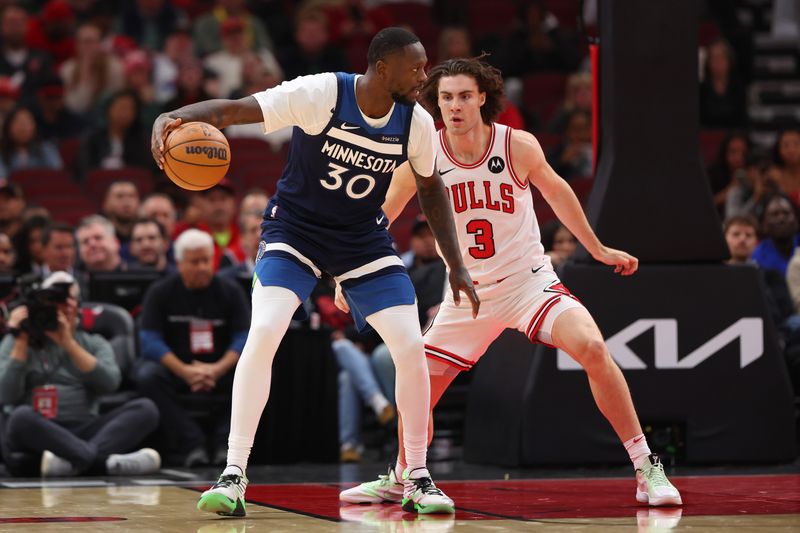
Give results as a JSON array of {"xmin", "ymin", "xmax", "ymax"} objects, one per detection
[{"xmin": 1, "ymin": 461, "xmax": 798, "ymax": 532}]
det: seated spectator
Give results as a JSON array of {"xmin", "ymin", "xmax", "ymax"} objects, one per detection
[
  {"xmin": 548, "ymin": 110, "xmax": 593, "ymax": 181},
  {"xmin": 76, "ymin": 215, "xmax": 125, "ymax": 275},
  {"xmin": 239, "ymin": 189, "xmax": 269, "ymax": 217},
  {"xmin": 114, "ymin": 0, "xmax": 186, "ymax": 51},
  {"xmin": 13, "ymin": 215, "xmax": 51, "ymax": 276},
  {"xmin": 27, "ymin": 0, "xmax": 77, "ymax": 69},
  {"xmin": 129, "ymin": 217, "xmax": 172, "ymax": 273},
  {"xmin": 727, "ymin": 215, "xmax": 800, "ymax": 394},
  {"xmin": 0, "ymin": 233, "xmax": 13, "ymax": 273},
  {"xmin": 548, "ymin": 72, "xmax": 592, "ymax": 134},
  {"xmin": 102, "ymin": 180, "xmax": 141, "ymax": 260},
  {"xmin": 495, "ymin": 1, "xmax": 580, "ymax": 76},
  {"xmin": 134, "ymin": 230, "xmax": 249, "ymax": 466},
  {"xmin": 60, "ymin": 23, "xmax": 124, "ymax": 117},
  {"xmin": 122, "ymin": 50, "xmax": 163, "ymax": 129},
  {"xmin": 542, "ymin": 221, "xmax": 577, "ymax": 270},
  {"xmin": 0, "ymin": 271, "xmax": 160, "ymax": 477},
  {"xmin": 204, "ymin": 17, "xmax": 282, "ymax": 99},
  {"xmin": 192, "ymin": 0, "xmax": 275, "ymax": 57},
  {"xmin": 162, "ymin": 57, "xmax": 218, "ymax": 111},
  {"xmin": 173, "ymin": 179, "xmax": 245, "ymax": 269},
  {"xmin": 0, "ymin": 5, "xmax": 53, "ymax": 107},
  {"xmin": 218, "ymin": 212, "xmax": 260, "ymax": 279},
  {"xmin": 0, "ymin": 106, "xmax": 63, "ymax": 179},
  {"xmin": 324, "ymin": 0, "xmax": 393, "ymax": 72},
  {"xmin": 151, "ymin": 25, "xmax": 195, "ymax": 104},
  {"xmin": 707, "ymin": 132, "xmax": 750, "ymax": 215},
  {"xmin": 752, "ymin": 195, "xmax": 800, "ymax": 276},
  {"xmin": 774, "ymin": 128, "xmax": 800, "ymax": 207},
  {"xmin": 139, "ymin": 192, "xmax": 177, "ymax": 239},
  {"xmin": 0, "ymin": 183, "xmax": 26, "ymax": 239},
  {"xmin": 41, "ymin": 222, "xmax": 77, "ymax": 277},
  {"xmin": 725, "ymin": 153, "xmax": 781, "ymax": 220},
  {"xmin": 278, "ymin": 8, "xmax": 349, "ymax": 80},
  {"xmin": 77, "ymin": 89, "xmax": 153, "ymax": 179},
  {"xmin": 32, "ymin": 77, "xmax": 86, "ymax": 143},
  {"xmin": 699, "ymin": 39, "xmax": 747, "ymax": 129}
]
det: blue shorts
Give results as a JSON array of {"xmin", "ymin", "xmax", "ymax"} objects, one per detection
[{"xmin": 254, "ymin": 214, "xmax": 415, "ymax": 331}]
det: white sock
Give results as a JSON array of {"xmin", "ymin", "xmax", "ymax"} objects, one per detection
[
  {"xmin": 395, "ymin": 459, "xmax": 407, "ymax": 481},
  {"xmin": 223, "ymin": 464, "xmax": 244, "ymax": 477},
  {"xmin": 624, "ymin": 433, "xmax": 652, "ymax": 470},
  {"xmin": 368, "ymin": 305, "xmax": 430, "ymax": 471},
  {"xmin": 368, "ymin": 393, "xmax": 390, "ymax": 415},
  {"xmin": 226, "ymin": 285, "xmax": 299, "ymax": 471}
]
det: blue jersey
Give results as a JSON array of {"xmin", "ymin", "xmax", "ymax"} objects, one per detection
[
  {"xmin": 268, "ymin": 72, "xmax": 414, "ymax": 229},
  {"xmin": 256, "ymin": 72, "xmax": 418, "ymax": 329}
]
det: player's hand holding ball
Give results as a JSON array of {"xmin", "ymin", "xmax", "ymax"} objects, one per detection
[{"xmin": 151, "ymin": 115, "xmax": 231, "ymax": 191}]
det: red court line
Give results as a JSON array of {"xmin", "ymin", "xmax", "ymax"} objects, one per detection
[
  {"xmin": 0, "ymin": 517, "xmax": 126, "ymax": 523},
  {"xmin": 235, "ymin": 474, "xmax": 800, "ymax": 522}
]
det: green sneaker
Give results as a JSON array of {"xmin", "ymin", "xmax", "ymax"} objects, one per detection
[
  {"xmin": 401, "ymin": 467, "xmax": 455, "ymax": 515},
  {"xmin": 636, "ymin": 454, "xmax": 682, "ymax": 506},
  {"xmin": 340, "ymin": 464, "xmax": 404, "ymax": 503},
  {"xmin": 197, "ymin": 466, "xmax": 248, "ymax": 517}
]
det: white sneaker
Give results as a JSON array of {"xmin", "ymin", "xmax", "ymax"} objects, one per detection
[
  {"xmin": 106, "ymin": 448, "xmax": 161, "ymax": 475},
  {"xmin": 340, "ymin": 464, "xmax": 404, "ymax": 503},
  {"xmin": 636, "ymin": 454, "xmax": 683, "ymax": 506},
  {"xmin": 40, "ymin": 450, "xmax": 78, "ymax": 477},
  {"xmin": 401, "ymin": 467, "xmax": 455, "ymax": 514},
  {"xmin": 197, "ymin": 466, "xmax": 248, "ymax": 517}
]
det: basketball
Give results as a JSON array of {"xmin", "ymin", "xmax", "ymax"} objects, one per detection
[{"xmin": 163, "ymin": 122, "xmax": 231, "ymax": 191}]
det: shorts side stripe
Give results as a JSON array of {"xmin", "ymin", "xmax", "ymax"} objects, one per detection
[
  {"xmin": 526, "ymin": 295, "xmax": 562, "ymax": 340},
  {"xmin": 425, "ymin": 350, "xmax": 473, "ymax": 370},
  {"xmin": 264, "ymin": 243, "xmax": 322, "ymax": 277},
  {"xmin": 334, "ymin": 255, "xmax": 405, "ymax": 283}
]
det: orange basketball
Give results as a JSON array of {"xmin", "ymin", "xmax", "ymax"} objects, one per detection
[{"xmin": 163, "ymin": 122, "xmax": 231, "ymax": 191}]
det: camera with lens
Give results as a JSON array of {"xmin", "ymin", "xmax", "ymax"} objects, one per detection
[{"xmin": 9, "ymin": 274, "xmax": 73, "ymax": 347}]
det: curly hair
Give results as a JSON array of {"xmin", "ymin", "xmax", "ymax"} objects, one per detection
[{"xmin": 419, "ymin": 54, "xmax": 505, "ymax": 125}]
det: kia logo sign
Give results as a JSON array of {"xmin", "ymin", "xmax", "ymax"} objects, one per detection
[{"xmin": 557, "ymin": 318, "xmax": 764, "ymax": 370}]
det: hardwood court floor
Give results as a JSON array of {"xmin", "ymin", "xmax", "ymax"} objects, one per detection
[{"xmin": 0, "ymin": 462, "xmax": 798, "ymax": 532}]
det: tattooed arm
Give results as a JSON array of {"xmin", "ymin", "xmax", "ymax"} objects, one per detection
[
  {"xmin": 412, "ymin": 166, "xmax": 480, "ymax": 318},
  {"xmin": 150, "ymin": 96, "xmax": 263, "ymax": 169}
]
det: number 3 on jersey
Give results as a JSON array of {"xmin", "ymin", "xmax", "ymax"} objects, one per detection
[
  {"xmin": 321, "ymin": 162, "xmax": 376, "ymax": 199},
  {"xmin": 467, "ymin": 219, "xmax": 495, "ymax": 259}
]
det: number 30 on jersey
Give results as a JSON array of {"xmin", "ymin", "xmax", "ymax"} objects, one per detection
[{"xmin": 321, "ymin": 162, "xmax": 376, "ymax": 199}]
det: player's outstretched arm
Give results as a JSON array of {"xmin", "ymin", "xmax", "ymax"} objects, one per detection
[
  {"xmin": 412, "ymin": 166, "xmax": 480, "ymax": 317},
  {"xmin": 382, "ymin": 161, "xmax": 419, "ymax": 225},
  {"xmin": 151, "ymin": 96, "xmax": 263, "ymax": 169},
  {"xmin": 514, "ymin": 130, "xmax": 638, "ymax": 276}
]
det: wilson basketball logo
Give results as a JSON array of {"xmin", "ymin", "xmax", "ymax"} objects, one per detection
[
  {"xmin": 185, "ymin": 145, "xmax": 228, "ymax": 161},
  {"xmin": 488, "ymin": 156, "xmax": 505, "ymax": 174}
]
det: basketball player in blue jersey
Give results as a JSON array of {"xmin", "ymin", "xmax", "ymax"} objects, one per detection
[
  {"xmin": 340, "ymin": 56, "xmax": 681, "ymax": 508},
  {"xmin": 151, "ymin": 28, "xmax": 479, "ymax": 516}
]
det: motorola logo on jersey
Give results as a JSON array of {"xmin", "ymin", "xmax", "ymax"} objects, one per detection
[{"xmin": 488, "ymin": 156, "xmax": 505, "ymax": 174}]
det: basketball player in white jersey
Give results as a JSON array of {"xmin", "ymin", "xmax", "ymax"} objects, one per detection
[{"xmin": 339, "ymin": 57, "xmax": 682, "ymax": 507}]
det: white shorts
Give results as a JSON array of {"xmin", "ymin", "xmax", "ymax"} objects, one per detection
[{"xmin": 423, "ymin": 266, "xmax": 584, "ymax": 375}]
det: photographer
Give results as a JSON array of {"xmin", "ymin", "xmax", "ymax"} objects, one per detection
[{"xmin": 0, "ymin": 272, "xmax": 160, "ymax": 477}]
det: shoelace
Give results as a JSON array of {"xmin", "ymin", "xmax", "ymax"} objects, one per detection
[
  {"xmin": 212, "ymin": 474, "xmax": 243, "ymax": 490},
  {"xmin": 645, "ymin": 461, "xmax": 671, "ymax": 487},
  {"xmin": 410, "ymin": 477, "xmax": 445, "ymax": 496}
]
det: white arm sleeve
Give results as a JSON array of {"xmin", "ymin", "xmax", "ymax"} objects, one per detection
[
  {"xmin": 407, "ymin": 104, "xmax": 437, "ymax": 177},
  {"xmin": 252, "ymin": 73, "xmax": 337, "ymax": 136}
]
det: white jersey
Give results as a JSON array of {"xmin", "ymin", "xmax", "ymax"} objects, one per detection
[{"xmin": 436, "ymin": 123, "xmax": 548, "ymax": 284}]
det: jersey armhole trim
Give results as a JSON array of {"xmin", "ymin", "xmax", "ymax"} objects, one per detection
[
  {"xmin": 440, "ymin": 122, "xmax": 496, "ymax": 169},
  {"xmin": 506, "ymin": 126, "xmax": 528, "ymax": 190}
]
